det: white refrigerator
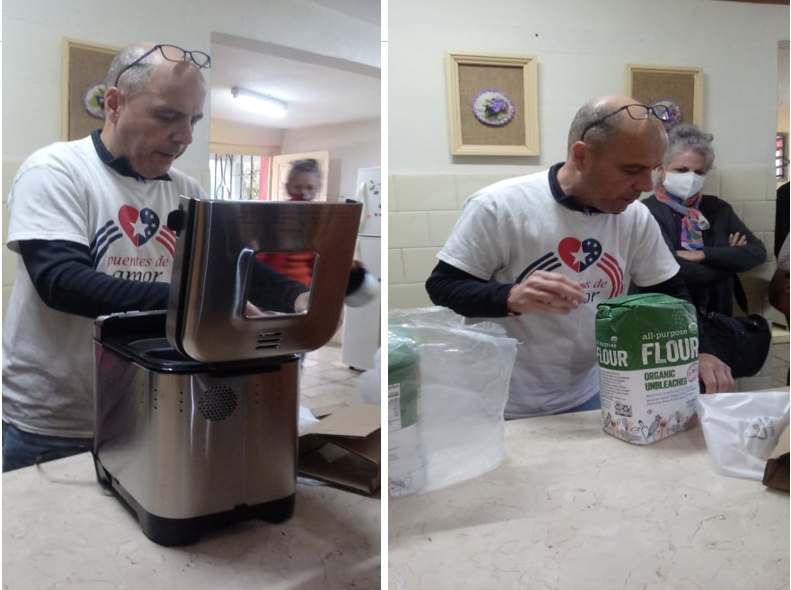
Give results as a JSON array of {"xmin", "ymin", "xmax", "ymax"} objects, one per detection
[{"xmin": 341, "ymin": 167, "xmax": 381, "ymax": 370}]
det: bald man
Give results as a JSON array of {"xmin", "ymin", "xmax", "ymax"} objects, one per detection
[
  {"xmin": 426, "ymin": 96, "xmax": 733, "ymax": 420},
  {"xmin": 1, "ymin": 43, "xmax": 309, "ymax": 470}
]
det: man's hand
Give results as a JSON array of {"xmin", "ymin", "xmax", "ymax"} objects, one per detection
[
  {"xmin": 698, "ymin": 352, "xmax": 734, "ymax": 393},
  {"xmin": 507, "ymin": 270, "xmax": 585, "ymax": 316},
  {"xmin": 294, "ymin": 292, "xmax": 310, "ymax": 314},
  {"xmin": 245, "ymin": 302, "xmax": 264, "ymax": 316},
  {"xmin": 245, "ymin": 291, "xmax": 310, "ymax": 316}
]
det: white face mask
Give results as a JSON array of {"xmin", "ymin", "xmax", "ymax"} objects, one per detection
[{"xmin": 662, "ymin": 172, "xmax": 706, "ymax": 201}]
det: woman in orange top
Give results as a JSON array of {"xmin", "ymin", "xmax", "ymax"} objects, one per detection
[{"xmin": 260, "ymin": 159, "xmax": 322, "ymax": 286}]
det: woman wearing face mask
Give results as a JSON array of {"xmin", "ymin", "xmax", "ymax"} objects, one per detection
[
  {"xmin": 285, "ymin": 158, "xmax": 322, "ymax": 202},
  {"xmin": 640, "ymin": 124, "xmax": 766, "ymax": 315},
  {"xmin": 258, "ymin": 159, "xmax": 323, "ymax": 287}
]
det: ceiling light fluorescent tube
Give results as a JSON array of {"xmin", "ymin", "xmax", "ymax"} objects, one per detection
[{"xmin": 231, "ymin": 87, "xmax": 288, "ymax": 118}]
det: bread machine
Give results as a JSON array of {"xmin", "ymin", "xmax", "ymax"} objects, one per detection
[{"xmin": 92, "ymin": 196, "xmax": 362, "ymax": 546}]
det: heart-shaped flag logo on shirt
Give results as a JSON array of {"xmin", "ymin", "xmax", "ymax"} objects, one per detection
[
  {"xmin": 558, "ymin": 237, "xmax": 602, "ymax": 272},
  {"xmin": 118, "ymin": 206, "xmax": 160, "ymax": 247}
]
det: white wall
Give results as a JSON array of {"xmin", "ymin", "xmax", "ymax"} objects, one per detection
[
  {"xmin": 390, "ymin": 0, "xmax": 789, "ymax": 175},
  {"xmin": 210, "ymin": 119, "xmax": 285, "ymax": 156},
  {"xmin": 281, "ymin": 118, "xmax": 381, "ymax": 202}
]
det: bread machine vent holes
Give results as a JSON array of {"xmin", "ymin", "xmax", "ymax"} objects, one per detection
[
  {"xmin": 199, "ymin": 386, "xmax": 237, "ymax": 421},
  {"xmin": 256, "ymin": 331, "xmax": 283, "ymax": 350}
]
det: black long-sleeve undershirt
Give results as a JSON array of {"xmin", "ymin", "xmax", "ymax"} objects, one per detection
[
  {"xmin": 18, "ymin": 239, "xmax": 309, "ymax": 319},
  {"xmin": 19, "ymin": 240, "xmax": 169, "ymax": 318},
  {"xmin": 425, "ymin": 260, "xmax": 714, "ymax": 354},
  {"xmin": 425, "ymin": 261, "xmax": 513, "ymax": 318}
]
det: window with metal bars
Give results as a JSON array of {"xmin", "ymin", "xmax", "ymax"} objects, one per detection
[
  {"xmin": 776, "ymin": 134, "xmax": 788, "ymax": 181},
  {"xmin": 209, "ymin": 153, "xmax": 268, "ymax": 200}
]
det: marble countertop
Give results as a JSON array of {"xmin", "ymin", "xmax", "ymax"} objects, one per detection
[
  {"xmin": 389, "ymin": 410, "xmax": 789, "ymax": 590},
  {"xmin": 3, "ymin": 452, "xmax": 380, "ymax": 590}
]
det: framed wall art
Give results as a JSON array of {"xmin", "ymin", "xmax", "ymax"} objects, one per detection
[
  {"xmin": 445, "ymin": 51, "xmax": 539, "ymax": 156},
  {"xmin": 626, "ymin": 64, "xmax": 703, "ymax": 129},
  {"xmin": 62, "ymin": 38, "xmax": 119, "ymax": 141}
]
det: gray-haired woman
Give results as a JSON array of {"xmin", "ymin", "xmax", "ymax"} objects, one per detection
[{"xmin": 640, "ymin": 124, "xmax": 766, "ymax": 315}]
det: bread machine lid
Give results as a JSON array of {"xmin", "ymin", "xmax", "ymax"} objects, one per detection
[{"xmin": 165, "ymin": 196, "xmax": 363, "ymax": 363}]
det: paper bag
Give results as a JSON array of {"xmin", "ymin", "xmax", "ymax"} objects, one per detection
[{"xmin": 298, "ymin": 404, "xmax": 381, "ymax": 497}]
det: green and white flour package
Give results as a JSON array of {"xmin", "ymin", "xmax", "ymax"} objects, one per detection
[
  {"xmin": 387, "ymin": 324, "xmax": 427, "ymax": 497},
  {"xmin": 595, "ymin": 294, "xmax": 700, "ymax": 445}
]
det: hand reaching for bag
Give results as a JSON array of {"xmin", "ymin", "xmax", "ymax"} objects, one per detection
[{"xmin": 698, "ymin": 352, "xmax": 734, "ymax": 394}]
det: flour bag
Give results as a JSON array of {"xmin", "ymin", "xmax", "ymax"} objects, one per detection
[{"xmin": 595, "ymin": 294, "xmax": 700, "ymax": 445}]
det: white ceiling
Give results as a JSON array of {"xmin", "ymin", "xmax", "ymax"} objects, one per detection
[
  {"xmin": 307, "ymin": 0, "xmax": 381, "ymax": 25},
  {"xmin": 209, "ymin": 0, "xmax": 381, "ymax": 130},
  {"xmin": 210, "ymin": 43, "xmax": 380, "ymax": 129}
]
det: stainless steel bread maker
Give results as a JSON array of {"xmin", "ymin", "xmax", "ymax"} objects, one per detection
[{"xmin": 92, "ymin": 196, "xmax": 362, "ymax": 546}]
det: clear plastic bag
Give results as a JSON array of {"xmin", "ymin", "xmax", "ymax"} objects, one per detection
[
  {"xmin": 696, "ymin": 391, "xmax": 790, "ymax": 480},
  {"xmin": 388, "ymin": 307, "xmax": 518, "ymax": 495},
  {"xmin": 353, "ymin": 348, "xmax": 381, "ymax": 405}
]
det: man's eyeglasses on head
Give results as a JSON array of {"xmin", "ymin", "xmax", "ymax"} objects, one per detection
[
  {"xmin": 113, "ymin": 44, "xmax": 211, "ymax": 88},
  {"xmin": 579, "ymin": 104, "xmax": 671, "ymax": 142}
]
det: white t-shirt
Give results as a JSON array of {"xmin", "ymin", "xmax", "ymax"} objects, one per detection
[
  {"xmin": 438, "ymin": 170, "xmax": 679, "ymax": 419},
  {"xmin": 2, "ymin": 135, "xmax": 206, "ymax": 438}
]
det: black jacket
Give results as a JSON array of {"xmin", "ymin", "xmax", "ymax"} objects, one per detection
[{"xmin": 639, "ymin": 194, "xmax": 766, "ymax": 315}]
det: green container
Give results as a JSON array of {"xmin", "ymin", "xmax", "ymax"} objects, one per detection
[
  {"xmin": 387, "ymin": 325, "xmax": 419, "ymax": 429},
  {"xmin": 387, "ymin": 323, "xmax": 427, "ymax": 496}
]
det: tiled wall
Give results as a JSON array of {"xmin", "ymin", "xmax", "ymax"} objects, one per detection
[
  {"xmin": 389, "ymin": 174, "xmax": 524, "ymax": 308},
  {"xmin": 388, "ymin": 168, "xmax": 785, "ymax": 391}
]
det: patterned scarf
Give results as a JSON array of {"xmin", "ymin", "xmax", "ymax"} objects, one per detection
[{"xmin": 655, "ymin": 183, "xmax": 708, "ymax": 250}]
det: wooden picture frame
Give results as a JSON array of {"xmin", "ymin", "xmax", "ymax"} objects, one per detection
[
  {"xmin": 445, "ymin": 51, "xmax": 539, "ymax": 156},
  {"xmin": 626, "ymin": 64, "xmax": 703, "ymax": 128},
  {"xmin": 62, "ymin": 38, "xmax": 119, "ymax": 141},
  {"xmin": 268, "ymin": 151, "xmax": 330, "ymax": 202}
]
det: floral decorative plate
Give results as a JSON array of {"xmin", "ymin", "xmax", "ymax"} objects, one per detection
[
  {"xmin": 650, "ymin": 98, "xmax": 682, "ymax": 129},
  {"xmin": 472, "ymin": 89, "xmax": 515, "ymax": 126},
  {"xmin": 83, "ymin": 83, "xmax": 107, "ymax": 119}
]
